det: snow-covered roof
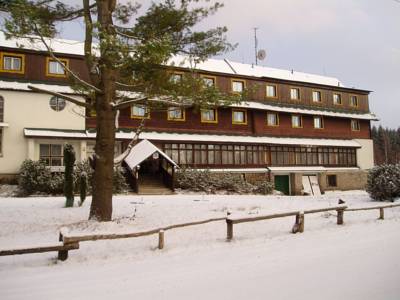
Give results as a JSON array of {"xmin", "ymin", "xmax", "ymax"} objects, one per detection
[
  {"xmin": 0, "ymin": 80, "xmax": 76, "ymax": 94},
  {"xmin": 234, "ymin": 101, "xmax": 378, "ymax": 121},
  {"xmin": 267, "ymin": 166, "xmax": 360, "ymax": 173},
  {"xmin": 24, "ymin": 128, "xmax": 362, "ymax": 148},
  {"xmin": 3, "ymin": 81, "xmax": 375, "ymax": 120},
  {"xmin": 169, "ymin": 55, "xmax": 344, "ymax": 88},
  {"xmin": 1, "ymin": 33, "xmax": 359, "ymax": 88},
  {"xmin": 124, "ymin": 139, "xmax": 178, "ymax": 170},
  {"xmin": 0, "ymin": 32, "xmax": 87, "ymax": 56}
]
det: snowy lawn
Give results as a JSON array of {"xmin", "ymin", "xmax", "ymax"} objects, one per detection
[{"xmin": 0, "ymin": 191, "xmax": 399, "ymax": 300}]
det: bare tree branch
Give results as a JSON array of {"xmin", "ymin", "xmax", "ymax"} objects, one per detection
[
  {"xmin": 111, "ymin": 97, "xmax": 149, "ymax": 110},
  {"xmin": 28, "ymin": 85, "xmax": 92, "ymax": 109},
  {"xmin": 113, "ymin": 117, "xmax": 146, "ymax": 165}
]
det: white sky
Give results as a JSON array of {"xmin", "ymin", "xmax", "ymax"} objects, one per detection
[{"xmin": 53, "ymin": 0, "xmax": 400, "ymax": 128}]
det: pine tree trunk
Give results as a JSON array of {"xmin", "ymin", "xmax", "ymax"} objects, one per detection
[{"xmin": 89, "ymin": 0, "xmax": 117, "ymax": 221}]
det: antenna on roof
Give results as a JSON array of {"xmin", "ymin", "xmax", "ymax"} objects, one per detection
[
  {"xmin": 253, "ymin": 27, "xmax": 266, "ymax": 66},
  {"xmin": 253, "ymin": 27, "xmax": 258, "ymax": 66}
]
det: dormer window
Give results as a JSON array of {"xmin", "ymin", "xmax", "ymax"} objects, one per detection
[
  {"xmin": 290, "ymin": 87, "xmax": 300, "ymax": 100},
  {"xmin": 333, "ymin": 93, "xmax": 342, "ymax": 105},
  {"xmin": 170, "ymin": 73, "xmax": 183, "ymax": 83},
  {"xmin": 0, "ymin": 52, "xmax": 25, "ymax": 74},
  {"xmin": 231, "ymin": 79, "xmax": 245, "ymax": 93},
  {"xmin": 46, "ymin": 58, "xmax": 68, "ymax": 77},
  {"xmin": 266, "ymin": 84, "xmax": 277, "ymax": 98},
  {"xmin": 312, "ymin": 91, "xmax": 322, "ymax": 102},
  {"xmin": 350, "ymin": 95, "xmax": 358, "ymax": 107},
  {"xmin": 201, "ymin": 75, "xmax": 216, "ymax": 87}
]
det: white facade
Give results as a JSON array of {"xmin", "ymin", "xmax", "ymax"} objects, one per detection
[{"xmin": 0, "ymin": 90, "xmax": 86, "ymax": 175}]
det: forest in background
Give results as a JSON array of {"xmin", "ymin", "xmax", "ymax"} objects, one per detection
[{"xmin": 372, "ymin": 126, "xmax": 400, "ymax": 165}]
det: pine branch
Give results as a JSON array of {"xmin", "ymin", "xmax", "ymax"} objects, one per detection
[{"xmin": 33, "ymin": 24, "xmax": 103, "ymax": 94}]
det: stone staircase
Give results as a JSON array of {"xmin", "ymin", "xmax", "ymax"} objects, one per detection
[{"xmin": 138, "ymin": 174, "xmax": 174, "ymax": 195}]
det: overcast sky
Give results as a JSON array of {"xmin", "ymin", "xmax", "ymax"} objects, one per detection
[{"xmin": 56, "ymin": 0, "xmax": 400, "ymax": 128}]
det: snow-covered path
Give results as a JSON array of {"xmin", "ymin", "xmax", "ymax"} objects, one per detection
[{"xmin": 1, "ymin": 192, "xmax": 399, "ymax": 299}]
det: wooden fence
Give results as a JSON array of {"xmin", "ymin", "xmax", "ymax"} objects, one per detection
[{"xmin": 1, "ymin": 202, "xmax": 399, "ymax": 261}]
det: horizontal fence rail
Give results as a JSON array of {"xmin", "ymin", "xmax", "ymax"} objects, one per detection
[{"xmin": 1, "ymin": 202, "xmax": 399, "ymax": 261}]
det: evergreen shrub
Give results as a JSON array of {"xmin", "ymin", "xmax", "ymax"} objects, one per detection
[
  {"xmin": 18, "ymin": 159, "xmax": 130, "ymax": 196},
  {"xmin": 366, "ymin": 164, "xmax": 400, "ymax": 201},
  {"xmin": 176, "ymin": 168, "xmax": 273, "ymax": 194}
]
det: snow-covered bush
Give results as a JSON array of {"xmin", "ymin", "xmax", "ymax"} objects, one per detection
[
  {"xmin": 366, "ymin": 164, "xmax": 400, "ymax": 201},
  {"xmin": 253, "ymin": 180, "xmax": 274, "ymax": 195},
  {"xmin": 176, "ymin": 168, "xmax": 273, "ymax": 194},
  {"xmin": 19, "ymin": 159, "xmax": 129, "ymax": 196},
  {"xmin": 18, "ymin": 160, "xmax": 63, "ymax": 195}
]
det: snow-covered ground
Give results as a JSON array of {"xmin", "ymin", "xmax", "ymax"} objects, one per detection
[{"xmin": 1, "ymin": 191, "xmax": 399, "ymax": 300}]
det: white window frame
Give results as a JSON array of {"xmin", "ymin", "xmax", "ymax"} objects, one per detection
[
  {"xmin": 291, "ymin": 115, "xmax": 302, "ymax": 128},
  {"xmin": 290, "ymin": 87, "xmax": 300, "ymax": 100},
  {"xmin": 312, "ymin": 91, "xmax": 322, "ymax": 102},
  {"xmin": 313, "ymin": 116, "xmax": 324, "ymax": 129},
  {"xmin": 266, "ymin": 112, "xmax": 279, "ymax": 126},
  {"xmin": 266, "ymin": 84, "xmax": 277, "ymax": 98}
]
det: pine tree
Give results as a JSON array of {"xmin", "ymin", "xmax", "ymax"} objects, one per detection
[
  {"xmin": 1, "ymin": 0, "xmax": 239, "ymax": 221},
  {"xmin": 63, "ymin": 144, "xmax": 75, "ymax": 207}
]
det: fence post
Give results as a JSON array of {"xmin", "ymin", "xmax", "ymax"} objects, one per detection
[
  {"xmin": 57, "ymin": 232, "xmax": 68, "ymax": 261},
  {"xmin": 379, "ymin": 208, "xmax": 384, "ymax": 220},
  {"xmin": 298, "ymin": 212, "xmax": 305, "ymax": 233},
  {"xmin": 158, "ymin": 230, "xmax": 165, "ymax": 250},
  {"xmin": 226, "ymin": 219, "xmax": 233, "ymax": 241},
  {"xmin": 337, "ymin": 209, "xmax": 344, "ymax": 225}
]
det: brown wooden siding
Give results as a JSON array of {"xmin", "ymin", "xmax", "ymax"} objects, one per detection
[
  {"xmin": 87, "ymin": 107, "xmax": 371, "ymax": 140},
  {"xmin": 0, "ymin": 49, "xmax": 90, "ymax": 83}
]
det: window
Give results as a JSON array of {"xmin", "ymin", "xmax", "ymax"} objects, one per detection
[
  {"xmin": 327, "ymin": 175, "xmax": 337, "ymax": 187},
  {"xmin": 312, "ymin": 91, "xmax": 322, "ymax": 102},
  {"xmin": 266, "ymin": 84, "xmax": 277, "ymax": 98},
  {"xmin": 333, "ymin": 93, "xmax": 342, "ymax": 105},
  {"xmin": 163, "ymin": 143, "xmax": 356, "ymax": 168},
  {"xmin": 351, "ymin": 119, "xmax": 360, "ymax": 131},
  {"xmin": 0, "ymin": 52, "xmax": 25, "ymax": 74},
  {"xmin": 131, "ymin": 105, "xmax": 150, "ymax": 119},
  {"xmin": 350, "ymin": 95, "xmax": 358, "ymax": 107},
  {"xmin": 231, "ymin": 79, "xmax": 245, "ymax": 93},
  {"xmin": 290, "ymin": 87, "xmax": 300, "ymax": 100},
  {"xmin": 39, "ymin": 144, "xmax": 63, "ymax": 166},
  {"xmin": 232, "ymin": 109, "xmax": 247, "ymax": 125},
  {"xmin": 313, "ymin": 116, "xmax": 324, "ymax": 129},
  {"xmin": 201, "ymin": 75, "xmax": 216, "ymax": 87},
  {"xmin": 170, "ymin": 72, "xmax": 183, "ymax": 83},
  {"xmin": 167, "ymin": 107, "xmax": 185, "ymax": 121},
  {"xmin": 266, "ymin": 112, "xmax": 279, "ymax": 126},
  {"xmin": 49, "ymin": 96, "xmax": 66, "ymax": 112},
  {"xmin": 292, "ymin": 115, "xmax": 302, "ymax": 128},
  {"xmin": 46, "ymin": 58, "xmax": 68, "ymax": 77},
  {"xmin": 201, "ymin": 109, "xmax": 218, "ymax": 123}
]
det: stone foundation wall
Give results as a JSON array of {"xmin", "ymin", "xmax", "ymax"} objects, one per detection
[{"xmin": 319, "ymin": 170, "xmax": 368, "ymax": 192}]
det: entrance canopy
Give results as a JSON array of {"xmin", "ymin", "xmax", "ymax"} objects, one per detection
[{"xmin": 124, "ymin": 139, "xmax": 178, "ymax": 171}]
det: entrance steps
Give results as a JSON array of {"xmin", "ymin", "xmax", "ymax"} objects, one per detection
[{"xmin": 138, "ymin": 174, "xmax": 174, "ymax": 195}]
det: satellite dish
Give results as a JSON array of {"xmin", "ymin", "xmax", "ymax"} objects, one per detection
[{"xmin": 257, "ymin": 49, "xmax": 266, "ymax": 61}]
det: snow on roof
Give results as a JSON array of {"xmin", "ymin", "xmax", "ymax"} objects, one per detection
[
  {"xmin": 0, "ymin": 80, "xmax": 76, "ymax": 94},
  {"xmin": 1, "ymin": 33, "xmax": 349, "ymax": 88},
  {"xmin": 124, "ymin": 139, "xmax": 178, "ymax": 170},
  {"xmin": 168, "ymin": 55, "xmax": 344, "ymax": 87},
  {"xmin": 0, "ymin": 31, "xmax": 87, "ymax": 56},
  {"xmin": 139, "ymin": 132, "xmax": 362, "ymax": 147},
  {"xmin": 234, "ymin": 101, "xmax": 378, "ymax": 121},
  {"xmin": 267, "ymin": 166, "xmax": 360, "ymax": 173},
  {"xmin": 23, "ymin": 128, "xmax": 362, "ymax": 148}
]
